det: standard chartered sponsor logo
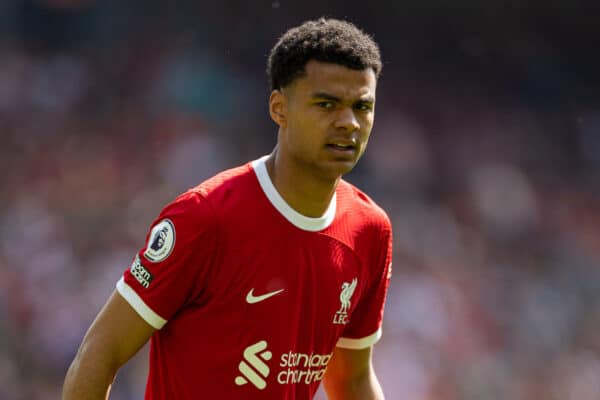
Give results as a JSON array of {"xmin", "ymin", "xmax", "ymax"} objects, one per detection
[
  {"xmin": 277, "ymin": 351, "xmax": 331, "ymax": 384},
  {"xmin": 235, "ymin": 341, "xmax": 333, "ymax": 390},
  {"xmin": 235, "ymin": 340, "xmax": 272, "ymax": 390}
]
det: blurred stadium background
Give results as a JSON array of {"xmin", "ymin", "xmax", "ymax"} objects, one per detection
[{"xmin": 1, "ymin": 1, "xmax": 600, "ymax": 399}]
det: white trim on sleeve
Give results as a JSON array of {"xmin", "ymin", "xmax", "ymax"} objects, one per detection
[
  {"xmin": 336, "ymin": 328, "xmax": 382, "ymax": 349},
  {"xmin": 116, "ymin": 277, "xmax": 167, "ymax": 329}
]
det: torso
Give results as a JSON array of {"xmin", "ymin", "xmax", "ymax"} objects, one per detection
[{"xmin": 119, "ymin": 156, "xmax": 392, "ymax": 400}]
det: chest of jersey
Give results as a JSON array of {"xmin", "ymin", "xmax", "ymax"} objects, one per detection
[
  {"xmin": 209, "ymin": 225, "xmax": 363, "ymax": 338},
  {"xmin": 159, "ymin": 222, "xmax": 366, "ymax": 396},
  {"xmin": 135, "ymin": 166, "xmax": 390, "ymax": 399}
]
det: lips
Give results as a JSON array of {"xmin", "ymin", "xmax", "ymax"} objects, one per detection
[
  {"xmin": 327, "ymin": 143, "xmax": 355, "ymax": 150},
  {"xmin": 326, "ymin": 138, "xmax": 357, "ymax": 149},
  {"xmin": 325, "ymin": 139, "xmax": 358, "ymax": 157}
]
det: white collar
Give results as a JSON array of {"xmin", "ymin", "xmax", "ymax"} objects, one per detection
[{"xmin": 251, "ymin": 155, "xmax": 336, "ymax": 232}]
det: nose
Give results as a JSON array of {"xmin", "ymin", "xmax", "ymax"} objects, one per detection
[{"xmin": 333, "ymin": 107, "xmax": 360, "ymax": 132}]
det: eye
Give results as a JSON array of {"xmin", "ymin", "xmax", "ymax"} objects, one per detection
[
  {"xmin": 316, "ymin": 101, "xmax": 334, "ymax": 109},
  {"xmin": 354, "ymin": 102, "xmax": 373, "ymax": 112}
]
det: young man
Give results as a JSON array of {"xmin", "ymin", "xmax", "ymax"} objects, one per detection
[{"xmin": 63, "ymin": 18, "xmax": 392, "ymax": 399}]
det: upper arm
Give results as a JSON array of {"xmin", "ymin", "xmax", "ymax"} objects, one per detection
[
  {"xmin": 119, "ymin": 191, "xmax": 217, "ymax": 326},
  {"xmin": 72, "ymin": 191, "xmax": 215, "ymax": 370},
  {"xmin": 323, "ymin": 345, "xmax": 373, "ymax": 384},
  {"xmin": 323, "ymin": 346, "xmax": 384, "ymax": 399},
  {"xmin": 337, "ymin": 221, "xmax": 392, "ymax": 349},
  {"xmin": 75, "ymin": 289, "xmax": 155, "ymax": 372}
]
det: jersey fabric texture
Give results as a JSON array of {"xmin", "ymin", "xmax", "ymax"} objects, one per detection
[{"xmin": 117, "ymin": 156, "xmax": 393, "ymax": 399}]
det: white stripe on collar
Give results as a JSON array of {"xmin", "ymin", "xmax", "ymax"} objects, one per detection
[{"xmin": 252, "ymin": 155, "xmax": 336, "ymax": 232}]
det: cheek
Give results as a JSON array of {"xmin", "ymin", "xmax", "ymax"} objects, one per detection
[
  {"xmin": 290, "ymin": 110, "xmax": 325, "ymax": 136},
  {"xmin": 284, "ymin": 112, "xmax": 319, "ymax": 151},
  {"xmin": 360, "ymin": 116, "xmax": 374, "ymax": 138},
  {"xmin": 362, "ymin": 112, "xmax": 374, "ymax": 128},
  {"xmin": 288, "ymin": 107, "xmax": 315, "ymax": 129},
  {"xmin": 359, "ymin": 134, "xmax": 371, "ymax": 153}
]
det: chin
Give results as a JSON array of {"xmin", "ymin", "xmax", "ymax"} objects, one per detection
[{"xmin": 319, "ymin": 160, "xmax": 358, "ymax": 179}]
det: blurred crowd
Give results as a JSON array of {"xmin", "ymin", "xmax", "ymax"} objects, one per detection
[{"xmin": 1, "ymin": 1, "xmax": 600, "ymax": 399}]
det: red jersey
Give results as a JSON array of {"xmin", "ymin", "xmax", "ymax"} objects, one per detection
[{"xmin": 117, "ymin": 156, "xmax": 393, "ymax": 399}]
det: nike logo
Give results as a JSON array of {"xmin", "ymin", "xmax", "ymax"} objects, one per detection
[{"xmin": 246, "ymin": 288, "xmax": 284, "ymax": 304}]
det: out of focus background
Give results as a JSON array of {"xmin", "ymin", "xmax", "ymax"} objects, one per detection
[{"xmin": 1, "ymin": 1, "xmax": 600, "ymax": 399}]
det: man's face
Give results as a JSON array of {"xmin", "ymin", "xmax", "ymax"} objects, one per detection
[{"xmin": 273, "ymin": 60, "xmax": 377, "ymax": 181}]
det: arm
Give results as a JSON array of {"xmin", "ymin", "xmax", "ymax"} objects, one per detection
[
  {"xmin": 322, "ymin": 346, "xmax": 384, "ymax": 400},
  {"xmin": 63, "ymin": 290, "xmax": 156, "ymax": 400}
]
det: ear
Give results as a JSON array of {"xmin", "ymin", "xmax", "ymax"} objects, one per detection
[{"xmin": 269, "ymin": 90, "xmax": 287, "ymax": 128}]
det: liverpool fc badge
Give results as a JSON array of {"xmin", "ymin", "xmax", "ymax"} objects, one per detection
[{"xmin": 333, "ymin": 278, "xmax": 357, "ymax": 325}]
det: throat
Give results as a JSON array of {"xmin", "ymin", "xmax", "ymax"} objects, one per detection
[{"xmin": 266, "ymin": 154, "xmax": 337, "ymax": 218}]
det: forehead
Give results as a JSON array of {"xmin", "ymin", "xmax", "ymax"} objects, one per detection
[{"xmin": 292, "ymin": 60, "xmax": 376, "ymax": 100}]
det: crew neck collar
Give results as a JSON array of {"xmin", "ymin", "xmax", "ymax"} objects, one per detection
[{"xmin": 251, "ymin": 155, "xmax": 336, "ymax": 232}]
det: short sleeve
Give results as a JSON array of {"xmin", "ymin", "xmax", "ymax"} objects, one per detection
[
  {"xmin": 117, "ymin": 190, "xmax": 217, "ymax": 329},
  {"xmin": 337, "ymin": 222, "xmax": 392, "ymax": 349}
]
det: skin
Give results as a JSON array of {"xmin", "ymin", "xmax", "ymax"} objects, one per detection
[
  {"xmin": 267, "ymin": 59, "xmax": 377, "ymax": 217},
  {"xmin": 322, "ymin": 345, "xmax": 385, "ymax": 400},
  {"xmin": 63, "ymin": 291, "xmax": 155, "ymax": 399},
  {"xmin": 63, "ymin": 60, "xmax": 383, "ymax": 400}
]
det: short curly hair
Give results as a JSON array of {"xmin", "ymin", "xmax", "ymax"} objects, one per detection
[{"xmin": 267, "ymin": 18, "xmax": 382, "ymax": 91}]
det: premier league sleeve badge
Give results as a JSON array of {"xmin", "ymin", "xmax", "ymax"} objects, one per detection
[{"xmin": 143, "ymin": 219, "xmax": 176, "ymax": 262}]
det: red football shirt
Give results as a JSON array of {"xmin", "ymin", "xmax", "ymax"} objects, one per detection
[{"xmin": 117, "ymin": 156, "xmax": 393, "ymax": 399}]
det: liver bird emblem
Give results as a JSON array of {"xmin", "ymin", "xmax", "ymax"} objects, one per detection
[{"xmin": 339, "ymin": 278, "xmax": 358, "ymax": 314}]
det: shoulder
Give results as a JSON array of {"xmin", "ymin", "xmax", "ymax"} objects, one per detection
[
  {"xmin": 188, "ymin": 161, "xmax": 258, "ymax": 208},
  {"xmin": 193, "ymin": 162, "xmax": 254, "ymax": 195},
  {"xmin": 335, "ymin": 180, "xmax": 391, "ymax": 235},
  {"xmin": 158, "ymin": 162, "xmax": 254, "ymax": 229}
]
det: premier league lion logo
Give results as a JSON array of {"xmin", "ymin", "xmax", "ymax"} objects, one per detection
[
  {"xmin": 143, "ymin": 219, "xmax": 176, "ymax": 262},
  {"xmin": 150, "ymin": 226, "xmax": 169, "ymax": 251}
]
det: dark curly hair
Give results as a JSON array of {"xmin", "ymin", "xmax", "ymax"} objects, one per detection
[{"xmin": 267, "ymin": 18, "xmax": 382, "ymax": 91}]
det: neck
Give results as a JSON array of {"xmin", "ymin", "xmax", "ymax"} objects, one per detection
[{"xmin": 265, "ymin": 148, "xmax": 339, "ymax": 218}]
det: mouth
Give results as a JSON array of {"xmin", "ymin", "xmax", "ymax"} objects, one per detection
[
  {"xmin": 324, "ymin": 142, "xmax": 359, "ymax": 158},
  {"xmin": 326, "ymin": 138, "xmax": 358, "ymax": 150},
  {"xmin": 326, "ymin": 143, "xmax": 355, "ymax": 150}
]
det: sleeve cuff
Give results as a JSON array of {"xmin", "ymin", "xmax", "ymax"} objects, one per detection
[
  {"xmin": 336, "ymin": 328, "xmax": 382, "ymax": 349},
  {"xmin": 116, "ymin": 277, "xmax": 167, "ymax": 329}
]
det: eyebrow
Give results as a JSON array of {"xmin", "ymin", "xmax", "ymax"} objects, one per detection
[{"xmin": 312, "ymin": 92, "xmax": 375, "ymax": 104}]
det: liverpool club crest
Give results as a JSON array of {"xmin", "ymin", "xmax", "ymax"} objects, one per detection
[{"xmin": 333, "ymin": 278, "xmax": 357, "ymax": 325}]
